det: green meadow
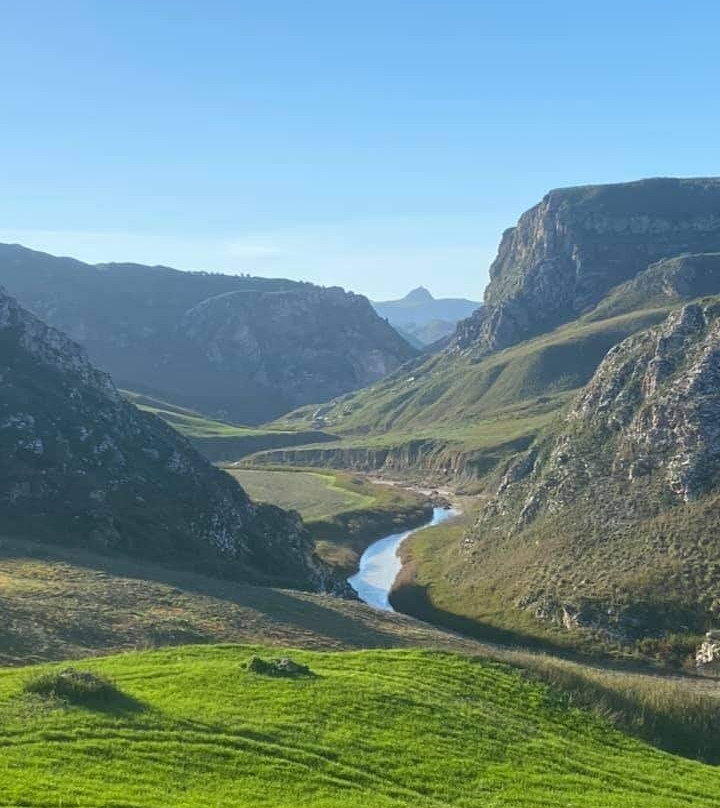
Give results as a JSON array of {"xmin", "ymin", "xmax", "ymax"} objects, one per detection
[{"xmin": 2, "ymin": 645, "xmax": 720, "ymax": 808}]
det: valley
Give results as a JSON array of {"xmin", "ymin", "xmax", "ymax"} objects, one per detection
[
  {"xmin": 6, "ymin": 7, "xmax": 720, "ymax": 804},
  {"xmin": 5, "ymin": 176, "xmax": 720, "ymax": 804}
]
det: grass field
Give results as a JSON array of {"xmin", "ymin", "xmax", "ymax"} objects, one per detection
[
  {"xmin": 2, "ymin": 645, "xmax": 720, "ymax": 808},
  {"xmin": 225, "ymin": 468, "xmax": 431, "ymax": 572},
  {"xmin": 2, "ymin": 537, "xmax": 720, "ymax": 764}
]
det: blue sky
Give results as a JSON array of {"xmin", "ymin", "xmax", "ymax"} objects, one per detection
[{"xmin": 2, "ymin": 1, "xmax": 719, "ymax": 299}]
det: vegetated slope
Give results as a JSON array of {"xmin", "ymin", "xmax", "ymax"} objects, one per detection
[
  {"xmin": 122, "ymin": 390, "xmax": 336, "ymax": 461},
  {"xmin": 0, "ymin": 536, "xmax": 479, "ymax": 665},
  {"xmin": 372, "ymin": 285, "xmax": 481, "ymax": 345},
  {"xmin": 3, "ymin": 535, "xmax": 720, "ymax": 766},
  {"xmin": 0, "ymin": 243, "xmax": 416, "ymax": 424},
  {"xmin": 265, "ymin": 306, "xmax": 671, "ymax": 482},
  {"xmin": 404, "ymin": 300, "xmax": 720, "ymax": 657},
  {"xmin": 3, "ymin": 646, "xmax": 720, "ymax": 808},
  {"xmin": 0, "ymin": 288, "xmax": 342, "ymax": 592}
]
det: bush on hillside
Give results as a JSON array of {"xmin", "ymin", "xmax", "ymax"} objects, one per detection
[
  {"xmin": 245, "ymin": 655, "xmax": 313, "ymax": 677},
  {"xmin": 25, "ymin": 667, "xmax": 122, "ymax": 705}
]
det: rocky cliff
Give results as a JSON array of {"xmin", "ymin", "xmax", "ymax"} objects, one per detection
[
  {"xmin": 0, "ymin": 244, "xmax": 416, "ymax": 424},
  {"xmin": 0, "ymin": 288, "xmax": 346, "ymax": 592},
  {"xmin": 469, "ymin": 301, "xmax": 720, "ymax": 642},
  {"xmin": 451, "ymin": 178, "xmax": 720, "ymax": 355}
]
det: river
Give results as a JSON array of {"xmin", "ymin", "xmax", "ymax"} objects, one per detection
[{"xmin": 347, "ymin": 506, "xmax": 459, "ymax": 611}]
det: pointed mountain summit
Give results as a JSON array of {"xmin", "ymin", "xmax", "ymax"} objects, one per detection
[
  {"xmin": 404, "ymin": 286, "xmax": 435, "ymax": 303},
  {"xmin": 372, "ymin": 286, "xmax": 481, "ymax": 345}
]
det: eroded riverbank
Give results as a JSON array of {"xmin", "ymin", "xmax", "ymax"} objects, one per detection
[{"xmin": 348, "ymin": 506, "xmax": 460, "ymax": 610}]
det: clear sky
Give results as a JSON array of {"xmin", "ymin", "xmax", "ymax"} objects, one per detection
[{"xmin": 2, "ymin": 1, "xmax": 719, "ymax": 300}]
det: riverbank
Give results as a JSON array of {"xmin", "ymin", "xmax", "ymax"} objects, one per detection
[
  {"xmin": 224, "ymin": 466, "xmax": 433, "ymax": 575},
  {"xmin": 348, "ymin": 506, "xmax": 459, "ymax": 610}
]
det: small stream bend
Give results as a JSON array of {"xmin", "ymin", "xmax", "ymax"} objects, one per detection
[{"xmin": 348, "ymin": 506, "xmax": 458, "ymax": 611}]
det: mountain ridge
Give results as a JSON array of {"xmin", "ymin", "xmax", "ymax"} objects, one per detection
[{"xmin": 0, "ymin": 244, "xmax": 416, "ymax": 424}]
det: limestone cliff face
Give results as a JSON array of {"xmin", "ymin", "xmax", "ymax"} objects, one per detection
[
  {"xmin": 0, "ymin": 288, "xmax": 347, "ymax": 593},
  {"xmin": 0, "ymin": 244, "xmax": 416, "ymax": 424},
  {"xmin": 452, "ymin": 178, "xmax": 720, "ymax": 355}
]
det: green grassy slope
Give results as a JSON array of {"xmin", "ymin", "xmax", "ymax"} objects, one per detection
[
  {"xmin": 225, "ymin": 468, "xmax": 431, "ymax": 572},
  {"xmin": 3, "ymin": 539, "xmax": 720, "ymax": 765},
  {"xmin": 122, "ymin": 390, "xmax": 335, "ymax": 461},
  {"xmin": 275, "ymin": 308, "xmax": 669, "ymax": 436},
  {"xmin": 263, "ymin": 308, "xmax": 669, "ymax": 485},
  {"xmin": 2, "ymin": 646, "xmax": 720, "ymax": 808}
]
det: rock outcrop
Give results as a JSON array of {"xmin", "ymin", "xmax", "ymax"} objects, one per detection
[
  {"xmin": 0, "ymin": 288, "xmax": 347, "ymax": 593},
  {"xmin": 487, "ymin": 301, "xmax": 720, "ymax": 524},
  {"xmin": 0, "ymin": 244, "xmax": 416, "ymax": 423},
  {"xmin": 451, "ymin": 178, "xmax": 720, "ymax": 356},
  {"xmin": 696, "ymin": 630, "xmax": 720, "ymax": 675},
  {"xmin": 467, "ymin": 301, "xmax": 720, "ymax": 642}
]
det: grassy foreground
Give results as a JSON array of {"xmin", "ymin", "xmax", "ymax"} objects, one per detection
[
  {"xmin": 2, "ymin": 645, "xmax": 720, "ymax": 808},
  {"xmin": 226, "ymin": 467, "xmax": 431, "ymax": 572}
]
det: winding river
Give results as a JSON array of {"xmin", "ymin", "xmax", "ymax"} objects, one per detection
[{"xmin": 348, "ymin": 506, "xmax": 459, "ymax": 611}]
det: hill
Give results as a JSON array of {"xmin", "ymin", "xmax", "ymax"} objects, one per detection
[
  {"xmin": 391, "ymin": 299, "xmax": 720, "ymax": 659},
  {"xmin": 2, "ymin": 644, "xmax": 720, "ymax": 807},
  {"xmin": 0, "ymin": 288, "xmax": 342, "ymax": 592},
  {"xmin": 461, "ymin": 301, "xmax": 720, "ymax": 645},
  {"xmin": 0, "ymin": 243, "xmax": 416, "ymax": 424},
  {"xmin": 372, "ymin": 285, "xmax": 481, "ymax": 345}
]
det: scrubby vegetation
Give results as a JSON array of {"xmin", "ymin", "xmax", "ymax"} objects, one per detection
[
  {"xmin": 25, "ymin": 668, "xmax": 118, "ymax": 703},
  {"xmin": 245, "ymin": 655, "xmax": 313, "ymax": 677},
  {"xmin": 2, "ymin": 645, "xmax": 720, "ymax": 807}
]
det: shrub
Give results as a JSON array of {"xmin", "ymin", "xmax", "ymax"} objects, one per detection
[
  {"xmin": 25, "ymin": 668, "xmax": 120, "ymax": 705},
  {"xmin": 245, "ymin": 655, "xmax": 312, "ymax": 677}
]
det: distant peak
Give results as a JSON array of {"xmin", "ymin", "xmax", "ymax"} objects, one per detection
[{"xmin": 405, "ymin": 286, "xmax": 434, "ymax": 302}]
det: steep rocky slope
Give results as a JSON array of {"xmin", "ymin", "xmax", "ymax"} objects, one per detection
[
  {"xmin": 452, "ymin": 177, "xmax": 720, "ymax": 355},
  {"xmin": 464, "ymin": 301, "xmax": 720, "ymax": 643},
  {"xmin": 0, "ymin": 244, "xmax": 415, "ymax": 423},
  {"xmin": 0, "ymin": 288, "xmax": 344, "ymax": 592}
]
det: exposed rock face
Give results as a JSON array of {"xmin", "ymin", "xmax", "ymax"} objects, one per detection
[
  {"xmin": 0, "ymin": 244, "xmax": 416, "ymax": 423},
  {"xmin": 696, "ymin": 630, "xmax": 720, "ymax": 675},
  {"xmin": 451, "ymin": 178, "xmax": 720, "ymax": 355},
  {"xmin": 495, "ymin": 301, "xmax": 720, "ymax": 522},
  {"xmin": 0, "ymin": 288, "xmax": 347, "ymax": 593},
  {"xmin": 469, "ymin": 302, "xmax": 720, "ymax": 641}
]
